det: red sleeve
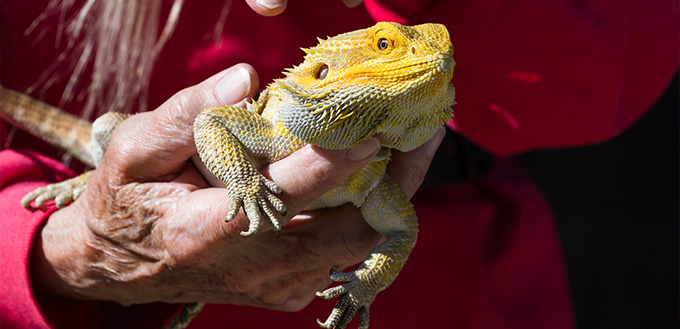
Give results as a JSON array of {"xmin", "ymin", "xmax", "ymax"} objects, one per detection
[
  {"xmin": 0, "ymin": 149, "xmax": 63, "ymax": 328},
  {"xmin": 365, "ymin": 0, "xmax": 679, "ymax": 154},
  {"xmin": 0, "ymin": 149, "xmax": 179, "ymax": 329}
]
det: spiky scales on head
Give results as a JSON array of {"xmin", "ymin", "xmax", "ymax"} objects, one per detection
[{"xmin": 269, "ymin": 22, "xmax": 456, "ymax": 152}]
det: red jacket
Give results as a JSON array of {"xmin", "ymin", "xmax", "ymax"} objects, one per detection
[{"xmin": 1, "ymin": 0, "xmax": 677, "ymax": 328}]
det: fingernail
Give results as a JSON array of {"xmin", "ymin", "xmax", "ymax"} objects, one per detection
[
  {"xmin": 346, "ymin": 137, "xmax": 380, "ymax": 161},
  {"xmin": 257, "ymin": 0, "xmax": 284, "ymax": 9},
  {"xmin": 342, "ymin": 0, "xmax": 364, "ymax": 8},
  {"xmin": 216, "ymin": 66, "xmax": 251, "ymax": 105}
]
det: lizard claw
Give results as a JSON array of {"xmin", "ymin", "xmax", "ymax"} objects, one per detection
[
  {"xmin": 21, "ymin": 171, "xmax": 93, "ymax": 210},
  {"xmin": 226, "ymin": 173, "xmax": 286, "ymax": 236},
  {"xmin": 316, "ymin": 269, "xmax": 376, "ymax": 329},
  {"xmin": 316, "ymin": 291, "xmax": 371, "ymax": 329}
]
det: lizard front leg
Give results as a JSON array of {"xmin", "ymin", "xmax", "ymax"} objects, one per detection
[
  {"xmin": 193, "ymin": 105, "xmax": 301, "ymax": 236},
  {"xmin": 316, "ymin": 174, "xmax": 418, "ymax": 329}
]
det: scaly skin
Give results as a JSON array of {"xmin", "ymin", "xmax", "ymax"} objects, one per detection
[
  {"xmin": 194, "ymin": 22, "xmax": 455, "ymax": 328},
  {"xmin": 9, "ymin": 22, "xmax": 455, "ymax": 329},
  {"xmin": 0, "ymin": 86, "xmax": 94, "ymax": 167}
]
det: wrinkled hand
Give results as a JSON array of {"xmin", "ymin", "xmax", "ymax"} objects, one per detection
[{"xmin": 30, "ymin": 63, "xmax": 444, "ymax": 312}]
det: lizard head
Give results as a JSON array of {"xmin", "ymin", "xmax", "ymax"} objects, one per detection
[{"xmin": 274, "ymin": 22, "xmax": 456, "ymax": 151}]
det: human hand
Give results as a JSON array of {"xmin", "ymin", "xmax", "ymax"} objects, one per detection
[
  {"xmin": 30, "ymin": 63, "xmax": 444, "ymax": 311},
  {"xmin": 245, "ymin": 0, "xmax": 364, "ymax": 17}
]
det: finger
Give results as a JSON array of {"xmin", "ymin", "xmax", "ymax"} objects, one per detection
[
  {"xmin": 245, "ymin": 0, "xmax": 287, "ymax": 16},
  {"xmin": 175, "ymin": 137, "xmax": 380, "ymax": 238},
  {"xmin": 251, "ymin": 266, "xmax": 333, "ymax": 311},
  {"xmin": 181, "ymin": 265, "xmax": 331, "ymax": 309},
  {"xmin": 386, "ymin": 126, "xmax": 445, "ymax": 198},
  {"xmin": 263, "ymin": 137, "xmax": 381, "ymax": 218},
  {"xmin": 342, "ymin": 0, "xmax": 364, "ymax": 8},
  {"xmin": 163, "ymin": 197, "xmax": 377, "ymax": 285},
  {"xmin": 282, "ymin": 205, "xmax": 381, "ymax": 268},
  {"xmin": 107, "ymin": 64, "xmax": 259, "ymax": 181}
]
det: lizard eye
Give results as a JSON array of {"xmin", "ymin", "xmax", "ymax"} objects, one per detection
[
  {"xmin": 314, "ymin": 64, "xmax": 329, "ymax": 80},
  {"xmin": 377, "ymin": 38, "xmax": 390, "ymax": 51}
]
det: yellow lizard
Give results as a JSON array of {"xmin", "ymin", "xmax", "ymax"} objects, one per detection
[
  {"xmin": 193, "ymin": 21, "xmax": 455, "ymax": 329},
  {"xmin": 4, "ymin": 21, "xmax": 455, "ymax": 329}
]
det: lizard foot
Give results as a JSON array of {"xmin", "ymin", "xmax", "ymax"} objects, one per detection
[
  {"xmin": 165, "ymin": 302, "xmax": 205, "ymax": 329},
  {"xmin": 226, "ymin": 172, "xmax": 287, "ymax": 237},
  {"xmin": 316, "ymin": 267, "xmax": 378, "ymax": 329},
  {"xmin": 21, "ymin": 170, "xmax": 94, "ymax": 210}
]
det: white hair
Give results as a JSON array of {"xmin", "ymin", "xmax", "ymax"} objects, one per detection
[{"xmin": 27, "ymin": 0, "xmax": 190, "ymax": 118}]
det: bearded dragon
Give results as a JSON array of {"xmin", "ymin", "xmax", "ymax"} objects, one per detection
[{"xmin": 1, "ymin": 22, "xmax": 455, "ymax": 329}]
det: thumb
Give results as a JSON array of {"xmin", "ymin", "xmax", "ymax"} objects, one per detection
[{"xmin": 245, "ymin": 0, "xmax": 287, "ymax": 16}]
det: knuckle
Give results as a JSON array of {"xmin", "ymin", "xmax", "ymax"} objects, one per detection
[
  {"xmin": 86, "ymin": 182, "xmax": 160, "ymax": 245},
  {"xmin": 276, "ymin": 294, "xmax": 315, "ymax": 312},
  {"xmin": 312, "ymin": 165, "xmax": 344, "ymax": 190},
  {"xmin": 261, "ymin": 274, "xmax": 325, "ymax": 312},
  {"xmin": 390, "ymin": 160, "xmax": 428, "ymax": 196}
]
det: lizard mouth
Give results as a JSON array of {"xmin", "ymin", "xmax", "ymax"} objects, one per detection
[{"xmin": 388, "ymin": 55, "xmax": 454, "ymax": 81}]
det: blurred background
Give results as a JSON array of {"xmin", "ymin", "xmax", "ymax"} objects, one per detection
[{"xmin": 516, "ymin": 73, "xmax": 678, "ymax": 329}]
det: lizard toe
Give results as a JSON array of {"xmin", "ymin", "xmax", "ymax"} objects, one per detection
[
  {"xmin": 258, "ymin": 197, "xmax": 282, "ymax": 233},
  {"xmin": 317, "ymin": 294, "xmax": 361, "ymax": 329},
  {"xmin": 240, "ymin": 198, "xmax": 262, "ymax": 236},
  {"xmin": 264, "ymin": 191, "xmax": 286, "ymax": 216},
  {"xmin": 263, "ymin": 178, "xmax": 281, "ymax": 194},
  {"xmin": 53, "ymin": 192, "xmax": 75, "ymax": 209},
  {"xmin": 316, "ymin": 265, "xmax": 381, "ymax": 329},
  {"xmin": 21, "ymin": 171, "xmax": 93, "ymax": 210},
  {"xmin": 316, "ymin": 284, "xmax": 348, "ymax": 300},
  {"xmin": 225, "ymin": 196, "xmax": 243, "ymax": 222},
  {"xmin": 358, "ymin": 305, "xmax": 370, "ymax": 329}
]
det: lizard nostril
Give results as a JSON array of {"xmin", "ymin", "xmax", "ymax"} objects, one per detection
[
  {"xmin": 315, "ymin": 64, "xmax": 329, "ymax": 80},
  {"xmin": 411, "ymin": 47, "xmax": 416, "ymax": 55}
]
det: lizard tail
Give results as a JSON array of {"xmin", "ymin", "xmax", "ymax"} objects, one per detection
[{"xmin": 0, "ymin": 85, "xmax": 95, "ymax": 167}]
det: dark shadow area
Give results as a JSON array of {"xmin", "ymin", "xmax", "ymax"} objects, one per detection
[{"xmin": 515, "ymin": 73, "xmax": 679, "ymax": 329}]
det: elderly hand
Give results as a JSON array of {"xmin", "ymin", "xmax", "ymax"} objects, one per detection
[{"xmin": 30, "ymin": 63, "xmax": 444, "ymax": 312}]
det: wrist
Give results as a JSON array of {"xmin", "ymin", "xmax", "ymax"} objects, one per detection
[{"xmin": 30, "ymin": 204, "xmax": 98, "ymax": 301}]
